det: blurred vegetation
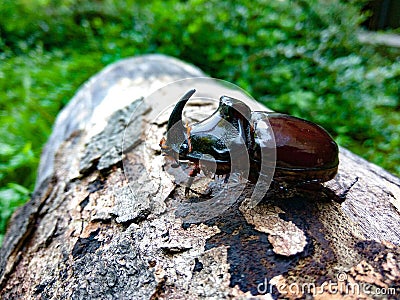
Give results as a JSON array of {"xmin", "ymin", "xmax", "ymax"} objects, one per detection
[{"xmin": 0, "ymin": 0, "xmax": 399, "ymax": 243}]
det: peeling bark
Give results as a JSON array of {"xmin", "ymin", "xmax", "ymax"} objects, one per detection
[{"xmin": 1, "ymin": 54, "xmax": 400, "ymax": 299}]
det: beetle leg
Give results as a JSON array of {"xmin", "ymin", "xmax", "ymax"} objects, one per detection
[
  {"xmin": 338, "ymin": 177, "xmax": 359, "ymax": 201},
  {"xmin": 224, "ymin": 173, "xmax": 230, "ymax": 183},
  {"xmin": 185, "ymin": 162, "xmax": 201, "ymax": 196}
]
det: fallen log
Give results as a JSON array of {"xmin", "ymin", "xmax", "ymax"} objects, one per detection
[{"xmin": 1, "ymin": 54, "xmax": 399, "ymax": 299}]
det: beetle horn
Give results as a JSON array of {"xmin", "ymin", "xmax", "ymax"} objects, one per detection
[
  {"xmin": 165, "ymin": 89, "xmax": 195, "ymax": 151},
  {"xmin": 167, "ymin": 89, "xmax": 196, "ymax": 132}
]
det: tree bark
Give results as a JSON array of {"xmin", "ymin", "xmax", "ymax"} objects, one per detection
[{"xmin": 1, "ymin": 54, "xmax": 399, "ymax": 299}]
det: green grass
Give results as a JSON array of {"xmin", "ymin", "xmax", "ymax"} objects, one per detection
[{"xmin": 1, "ymin": 0, "xmax": 399, "ymax": 244}]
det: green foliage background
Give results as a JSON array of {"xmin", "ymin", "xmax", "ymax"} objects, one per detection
[{"xmin": 1, "ymin": 0, "xmax": 399, "ymax": 243}]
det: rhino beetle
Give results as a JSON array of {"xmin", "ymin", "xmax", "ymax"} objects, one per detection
[{"xmin": 160, "ymin": 89, "xmax": 339, "ymax": 195}]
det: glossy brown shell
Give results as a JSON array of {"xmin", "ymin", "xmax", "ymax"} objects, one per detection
[{"xmin": 253, "ymin": 112, "xmax": 339, "ymax": 183}]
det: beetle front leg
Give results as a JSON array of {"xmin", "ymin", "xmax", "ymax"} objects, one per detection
[
  {"xmin": 224, "ymin": 173, "xmax": 230, "ymax": 183},
  {"xmin": 185, "ymin": 162, "xmax": 201, "ymax": 196}
]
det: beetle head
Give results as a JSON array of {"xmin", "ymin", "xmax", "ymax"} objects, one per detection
[{"xmin": 160, "ymin": 90, "xmax": 255, "ymax": 166}]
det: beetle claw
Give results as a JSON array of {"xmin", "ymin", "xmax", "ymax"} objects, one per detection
[
  {"xmin": 338, "ymin": 177, "xmax": 359, "ymax": 201},
  {"xmin": 185, "ymin": 163, "xmax": 201, "ymax": 196},
  {"xmin": 185, "ymin": 177, "xmax": 195, "ymax": 196}
]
